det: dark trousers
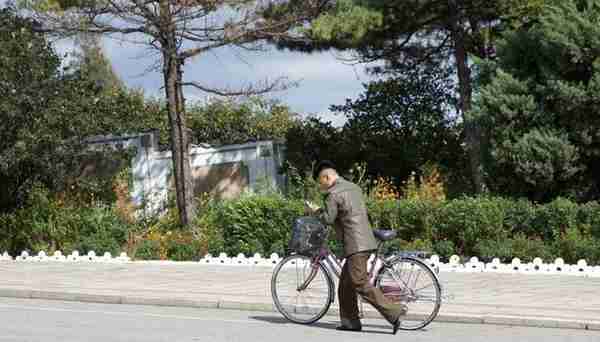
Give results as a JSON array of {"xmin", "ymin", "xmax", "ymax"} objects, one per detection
[{"xmin": 338, "ymin": 252, "xmax": 404, "ymax": 325}]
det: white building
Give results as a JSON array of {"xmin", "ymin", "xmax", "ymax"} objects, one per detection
[{"xmin": 85, "ymin": 131, "xmax": 286, "ymax": 217}]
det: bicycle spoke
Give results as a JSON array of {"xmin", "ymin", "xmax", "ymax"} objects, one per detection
[
  {"xmin": 412, "ymin": 295, "xmax": 439, "ymax": 303},
  {"xmin": 387, "ymin": 268, "xmax": 410, "ymax": 289},
  {"xmin": 376, "ymin": 257, "xmax": 441, "ymax": 331},
  {"xmin": 414, "ymin": 283, "xmax": 434, "ymax": 292},
  {"xmin": 272, "ymin": 254, "xmax": 333, "ymax": 324},
  {"xmin": 295, "ymin": 264, "xmax": 300, "ymax": 290},
  {"xmin": 413, "ymin": 268, "xmax": 422, "ymax": 288}
]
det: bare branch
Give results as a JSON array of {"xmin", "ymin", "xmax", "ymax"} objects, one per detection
[
  {"xmin": 178, "ymin": 20, "xmax": 303, "ymax": 59},
  {"xmin": 180, "ymin": 76, "xmax": 298, "ymax": 96}
]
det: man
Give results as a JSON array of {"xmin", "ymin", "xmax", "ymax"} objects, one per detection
[{"xmin": 305, "ymin": 160, "xmax": 407, "ymax": 334}]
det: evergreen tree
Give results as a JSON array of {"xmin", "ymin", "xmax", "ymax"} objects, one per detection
[
  {"xmin": 331, "ymin": 61, "xmax": 466, "ymax": 192},
  {"xmin": 475, "ymin": 0, "xmax": 600, "ymax": 201},
  {"xmin": 267, "ymin": 0, "xmax": 545, "ymax": 193},
  {"xmin": 0, "ymin": 8, "xmax": 163, "ymax": 211}
]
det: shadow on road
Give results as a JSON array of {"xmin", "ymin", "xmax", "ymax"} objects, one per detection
[{"xmin": 249, "ymin": 315, "xmax": 392, "ymax": 335}]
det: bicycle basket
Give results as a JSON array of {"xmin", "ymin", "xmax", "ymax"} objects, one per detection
[{"xmin": 288, "ymin": 216, "xmax": 327, "ymax": 256}]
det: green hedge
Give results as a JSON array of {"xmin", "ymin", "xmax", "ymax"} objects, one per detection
[
  {"xmin": 213, "ymin": 193, "xmax": 304, "ymax": 257},
  {"xmin": 3, "ymin": 187, "xmax": 600, "ymax": 264},
  {"xmin": 197, "ymin": 195, "xmax": 600, "ymax": 264},
  {"xmin": 197, "ymin": 193, "xmax": 345, "ymax": 257},
  {"xmin": 0, "ymin": 185, "xmax": 129, "ymax": 256}
]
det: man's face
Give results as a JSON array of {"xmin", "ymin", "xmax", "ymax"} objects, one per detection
[{"xmin": 318, "ymin": 169, "xmax": 336, "ymax": 191}]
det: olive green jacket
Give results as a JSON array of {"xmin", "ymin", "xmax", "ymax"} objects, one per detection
[{"xmin": 317, "ymin": 178, "xmax": 378, "ymax": 257}]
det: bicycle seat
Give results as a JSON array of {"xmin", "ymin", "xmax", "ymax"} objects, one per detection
[{"xmin": 373, "ymin": 229, "xmax": 397, "ymax": 241}]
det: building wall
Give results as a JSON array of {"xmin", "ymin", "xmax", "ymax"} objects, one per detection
[{"xmin": 123, "ymin": 134, "xmax": 286, "ymax": 217}]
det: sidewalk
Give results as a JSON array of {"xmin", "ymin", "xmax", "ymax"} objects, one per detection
[{"xmin": 0, "ymin": 261, "xmax": 599, "ymax": 330}]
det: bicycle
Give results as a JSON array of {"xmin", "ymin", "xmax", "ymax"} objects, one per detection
[{"xmin": 271, "ymin": 226, "xmax": 442, "ymax": 331}]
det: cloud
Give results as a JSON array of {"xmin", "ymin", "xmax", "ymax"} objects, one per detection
[{"xmin": 52, "ymin": 32, "xmax": 373, "ymax": 127}]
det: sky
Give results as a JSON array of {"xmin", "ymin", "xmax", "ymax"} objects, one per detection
[
  {"xmin": 1, "ymin": 0, "xmax": 379, "ymax": 127},
  {"xmin": 54, "ymin": 35, "xmax": 376, "ymax": 127}
]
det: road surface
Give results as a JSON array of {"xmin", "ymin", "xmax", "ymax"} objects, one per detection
[{"xmin": 0, "ymin": 298, "xmax": 596, "ymax": 341}]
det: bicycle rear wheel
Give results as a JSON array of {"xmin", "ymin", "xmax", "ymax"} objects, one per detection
[
  {"xmin": 376, "ymin": 256, "xmax": 441, "ymax": 330},
  {"xmin": 271, "ymin": 254, "xmax": 334, "ymax": 324}
]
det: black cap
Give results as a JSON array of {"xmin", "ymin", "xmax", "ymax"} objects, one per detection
[{"xmin": 313, "ymin": 160, "xmax": 336, "ymax": 180}]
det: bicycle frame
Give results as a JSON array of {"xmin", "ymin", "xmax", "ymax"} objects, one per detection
[
  {"xmin": 297, "ymin": 242, "xmax": 388, "ymax": 292},
  {"xmin": 297, "ymin": 242, "xmax": 442, "ymax": 301}
]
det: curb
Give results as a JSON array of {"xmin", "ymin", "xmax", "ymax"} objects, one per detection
[{"xmin": 0, "ymin": 289, "xmax": 598, "ymax": 331}]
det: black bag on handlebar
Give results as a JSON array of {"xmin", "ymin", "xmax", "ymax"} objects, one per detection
[{"xmin": 288, "ymin": 216, "xmax": 328, "ymax": 256}]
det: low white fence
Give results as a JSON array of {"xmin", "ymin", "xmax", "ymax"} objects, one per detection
[{"xmin": 3, "ymin": 250, "xmax": 600, "ymax": 278}]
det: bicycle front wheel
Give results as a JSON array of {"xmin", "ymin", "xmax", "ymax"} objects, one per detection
[
  {"xmin": 271, "ymin": 254, "xmax": 334, "ymax": 324},
  {"xmin": 376, "ymin": 256, "xmax": 441, "ymax": 330}
]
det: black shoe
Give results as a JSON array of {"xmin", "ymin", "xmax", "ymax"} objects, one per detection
[
  {"xmin": 391, "ymin": 318, "xmax": 401, "ymax": 335},
  {"xmin": 336, "ymin": 325, "xmax": 362, "ymax": 332}
]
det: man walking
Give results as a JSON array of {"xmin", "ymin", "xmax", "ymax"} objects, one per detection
[{"xmin": 305, "ymin": 160, "xmax": 407, "ymax": 334}]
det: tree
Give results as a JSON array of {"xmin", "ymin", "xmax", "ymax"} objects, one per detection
[
  {"xmin": 23, "ymin": 0, "xmax": 328, "ymax": 225},
  {"xmin": 270, "ymin": 0, "xmax": 546, "ymax": 194},
  {"xmin": 0, "ymin": 7, "xmax": 62, "ymax": 211},
  {"xmin": 69, "ymin": 32, "xmax": 126, "ymax": 91},
  {"xmin": 474, "ymin": 0, "xmax": 600, "ymax": 201},
  {"xmin": 331, "ymin": 61, "xmax": 466, "ymax": 193},
  {"xmin": 187, "ymin": 96, "xmax": 299, "ymax": 146},
  {"xmin": 0, "ymin": 7, "xmax": 163, "ymax": 212},
  {"xmin": 284, "ymin": 117, "xmax": 342, "ymax": 174}
]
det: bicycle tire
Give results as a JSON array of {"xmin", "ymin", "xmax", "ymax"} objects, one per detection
[
  {"xmin": 376, "ymin": 256, "xmax": 442, "ymax": 330},
  {"xmin": 271, "ymin": 254, "xmax": 334, "ymax": 324}
]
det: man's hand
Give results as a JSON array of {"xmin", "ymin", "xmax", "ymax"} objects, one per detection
[{"xmin": 304, "ymin": 200, "xmax": 320, "ymax": 215}]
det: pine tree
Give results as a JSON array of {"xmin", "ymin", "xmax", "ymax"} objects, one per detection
[
  {"xmin": 475, "ymin": 0, "xmax": 600, "ymax": 201},
  {"xmin": 268, "ymin": 0, "xmax": 545, "ymax": 194}
]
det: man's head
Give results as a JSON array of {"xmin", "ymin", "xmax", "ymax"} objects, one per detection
[{"xmin": 314, "ymin": 160, "xmax": 338, "ymax": 191}]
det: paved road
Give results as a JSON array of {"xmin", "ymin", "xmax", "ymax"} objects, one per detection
[
  {"xmin": 0, "ymin": 298, "xmax": 596, "ymax": 342},
  {"xmin": 2, "ymin": 262, "xmax": 600, "ymax": 329}
]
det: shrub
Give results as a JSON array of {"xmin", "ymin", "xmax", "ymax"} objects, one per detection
[
  {"xmin": 532, "ymin": 197, "xmax": 579, "ymax": 241},
  {"xmin": 510, "ymin": 233, "xmax": 553, "ymax": 263},
  {"xmin": 396, "ymin": 199, "xmax": 437, "ymax": 241},
  {"xmin": 189, "ymin": 193, "xmax": 600, "ymax": 264},
  {"xmin": 434, "ymin": 197, "xmax": 507, "ymax": 256},
  {"xmin": 578, "ymin": 201, "xmax": 600, "ymax": 240},
  {"xmin": 502, "ymin": 198, "xmax": 536, "ymax": 236},
  {"xmin": 134, "ymin": 239, "xmax": 161, "ymax": 260},
  {"xmin": 195, "ymin": 202, "xmax": 224, "ymax": 256},
  {"xmin": 401, "ymin": 163, "xmax": 446, "ymax": 202},
  {"xmin": 369, "ymin": 176, "xmax": 400, "ymax": 202},
  {"xmin": 474, "ymin": 239, "xmax": 513, "ymax": 262},
  {"xmin": 217, "ymin": 193, "xmax": 303, "ymax": 256},
  {"xmin": 396, "ymin": 238, "xmax": 433, "ymax": 255},
  {"xmin": 0, "ymin": 213, "xmax": 17, "ymax": 253},
  {"xmin": 68, "ymin": 205, "xmax": 129, "ymax": 255},
  {"xmin": 553, "ymin": 227, "xmax": 600, "ymax": 265},
  {"xmin": 167, "ymin": 239, "xmax": 202, "ymax": 261},
  {"xmin": 433, "ymin": 240, "xmax": 456, "ymax": 260},
  {"xmin": 23, "ymin": 184, "xmax": 78, "ymax": 253},
  {"xmin": 367, "ymin": 199, "xmax": 401, "ymax": 231},
  {"xmin": 367, "ymin": 199, "xmax": 437, "ymax": 243},
  {"xmin": 2, "ymin": 184, "xmax": 130, "ymax": 255}
]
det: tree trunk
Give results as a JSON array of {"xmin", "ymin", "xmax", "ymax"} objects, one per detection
[
  {"xmin": 163, "ymin": 53, "xmax": 195, "ymax": 225},
  {"xmin": 449, "ymin": 0, "xmax": 485, "ymax": 194},
  {"xmin": 160, "ymin": 1, "xmax": 195, "ymax": 226}
]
